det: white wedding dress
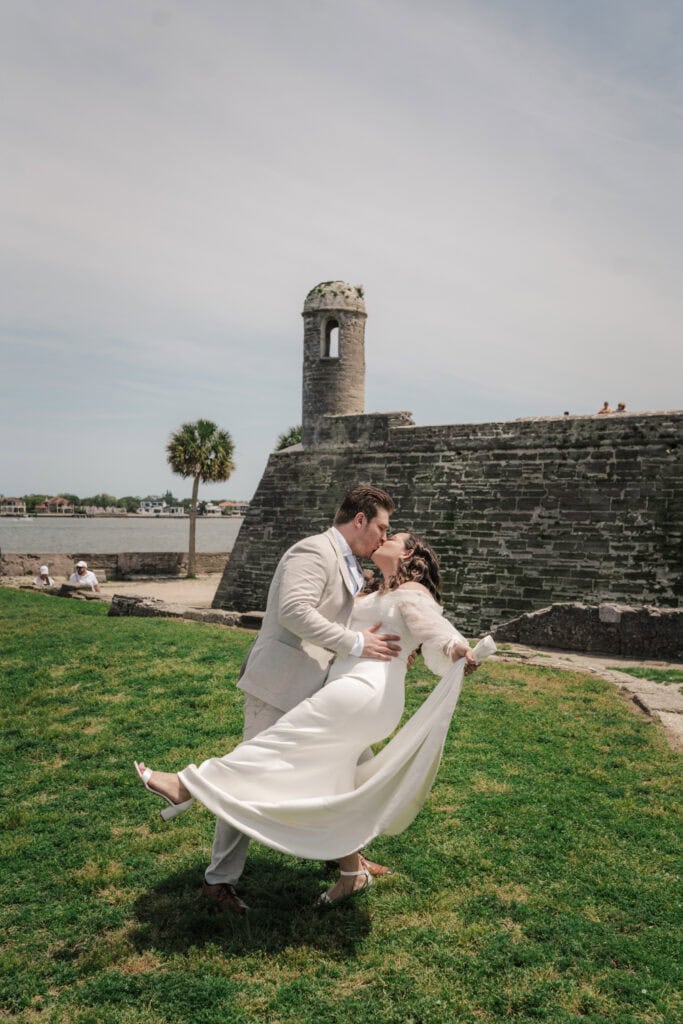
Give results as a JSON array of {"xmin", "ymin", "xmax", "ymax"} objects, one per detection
[{"xmin": 179, "ymin": 589, "xmax": 495, "ymax": 860}]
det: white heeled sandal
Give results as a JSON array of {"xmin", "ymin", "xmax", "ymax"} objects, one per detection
[
  {"xmin": 134, "ymin": 761, "xmax": 194, "ymax": 821},
  {"xmin": 316, "ymin": 868, "xmax": 373, "ymax": 908}
]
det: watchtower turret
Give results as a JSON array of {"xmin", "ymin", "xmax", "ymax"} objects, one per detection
[{"xmin": 301, "ymin": 280, "xmax": 366, "ymax": 446}]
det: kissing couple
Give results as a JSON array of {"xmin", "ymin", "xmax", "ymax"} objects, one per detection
[{"xmin": 136, "ymin": 485, "xmax": 495, "ymax": 910}]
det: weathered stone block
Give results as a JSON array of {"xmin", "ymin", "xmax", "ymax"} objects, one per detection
[
  {"xmin": 494, "ymin": 603, "xmax": 683, "ymax": 659},
  {"xmin": 108, "ymin": 594, "xmax": 247, "ymax": 628}
]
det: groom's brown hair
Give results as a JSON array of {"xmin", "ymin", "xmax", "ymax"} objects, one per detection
[{"xmin": 334, "ymin": 486, "xmax": 395, "ymax": 525}]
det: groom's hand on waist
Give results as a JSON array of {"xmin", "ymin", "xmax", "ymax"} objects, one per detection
[{"xmin": 362, "ymin": 622, "xmax": 402, "ymax": 660}]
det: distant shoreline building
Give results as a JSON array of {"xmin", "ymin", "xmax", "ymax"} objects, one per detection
[
  {"xmin": 219, "ymin": 500, "xmax": 250, "ymax": 516},
  {"xmin": 0, "ymin": 497, "xmax": 27, "ymax": 516},
  {"xmin": 138, "ymin": 498, "xmax": 185, "ymax": 516},
  {"xmin": 35, "ymin": 497, "xmax": 74, "ymax": 515}
]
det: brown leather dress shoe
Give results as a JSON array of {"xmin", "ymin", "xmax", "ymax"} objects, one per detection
[{"xmin": 202, "ymin": 881, "xmax": 250, "ymax": 915}]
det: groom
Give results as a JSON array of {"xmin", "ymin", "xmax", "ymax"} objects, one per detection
[{"xmin": 203, "ymin": 485, "xmax": 401, "ymax": 914}]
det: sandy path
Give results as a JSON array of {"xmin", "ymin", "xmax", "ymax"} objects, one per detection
[{"xmin": 99, "ymin": 575, "xmax": 221, "ymax": 607}]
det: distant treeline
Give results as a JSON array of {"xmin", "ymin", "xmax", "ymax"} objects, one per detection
[{"xmin": 18, "ymin": 491, "xmax": 232, "ymax": 513}]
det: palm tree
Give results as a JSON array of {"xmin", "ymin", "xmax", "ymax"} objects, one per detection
[{"xmin": 166, "ymin": 419, "xmax": 235, "ymax": 576}]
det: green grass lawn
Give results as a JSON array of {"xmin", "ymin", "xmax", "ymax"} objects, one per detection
[{"xmin": 1, "ymin": 588, "xmax": 681, "ymax": 1024}]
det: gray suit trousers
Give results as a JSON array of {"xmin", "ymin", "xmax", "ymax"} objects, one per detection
[{"xmin": 204, "ymin": 693, "xmax": 284, "ymax": 885}]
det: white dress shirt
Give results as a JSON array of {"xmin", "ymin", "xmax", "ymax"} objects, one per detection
[{"xmin": 331, "ymin": 528, "xmax": 365, "ymax": 656}]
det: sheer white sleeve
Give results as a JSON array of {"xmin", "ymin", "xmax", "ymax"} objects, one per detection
[{"xmin": 396, "ymin": 589, "xmax": 468, "ymax": 676}]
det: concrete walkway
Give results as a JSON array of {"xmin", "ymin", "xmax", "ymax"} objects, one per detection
[{"xmin": 495, "ymin": 644, "xmax": 683, "ymax": 751}]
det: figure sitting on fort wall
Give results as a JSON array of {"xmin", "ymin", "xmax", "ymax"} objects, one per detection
[{"xmin": 598, "ymin": 400, "xmax": 627, "ymax": 415}]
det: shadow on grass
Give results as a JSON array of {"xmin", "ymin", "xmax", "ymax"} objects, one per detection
[{"xmin": 130, "ymin": 857, "xmax": 372, "ymax": 957}]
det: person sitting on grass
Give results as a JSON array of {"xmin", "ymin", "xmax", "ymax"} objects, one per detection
[
  {"xmin": 68, "ymin": 560, "xmax": 100, "ymax": 592},
  {"xmin": 33, "ymin": 565, "xmax": 54, "ymax": 588}
]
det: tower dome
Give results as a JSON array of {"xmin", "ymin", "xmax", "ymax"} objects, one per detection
[
  {"xmin": 303, "ymin": 281, "xmax": 366, "ymax": 314},
  {"xmin": 301, "ymin": 281, "xmax": 367, "ymax": 446}
]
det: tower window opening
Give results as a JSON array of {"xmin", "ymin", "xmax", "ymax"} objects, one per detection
[{"xmin": 322, "ymin": 319, "xmax": 340, "ymax": 359}]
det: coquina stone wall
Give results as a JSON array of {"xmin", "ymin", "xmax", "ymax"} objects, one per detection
[
  {"xmin": 0, "ymin": 551, "xmax": 228, "ymax": 579},
  {"xmin": 213, "ymin": 410, "xmax": 683, "ymax": 635}
]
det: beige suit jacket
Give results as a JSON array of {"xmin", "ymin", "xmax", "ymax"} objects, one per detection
[{"xmin": 237, "ymin": 529, "xmax": 359, "ymax": 713}]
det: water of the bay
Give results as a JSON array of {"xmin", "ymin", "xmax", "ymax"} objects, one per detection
[{"xmin": 0, "ymin": 517, "xmax": 244, "ymax": 553}]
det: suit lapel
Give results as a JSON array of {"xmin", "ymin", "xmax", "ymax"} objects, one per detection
[{"xmin": 326, "ymin": 529, "xmax": 356, "ymax": 597}]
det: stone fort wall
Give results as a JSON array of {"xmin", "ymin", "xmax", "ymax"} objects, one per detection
[{"xmin": 213, "ymin": 409, "xmax": 683, "ymax": 634}]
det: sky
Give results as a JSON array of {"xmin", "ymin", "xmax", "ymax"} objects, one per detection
[{"xmin": 2, "ymin": 0, "xmax": 682, "ymax": 501}]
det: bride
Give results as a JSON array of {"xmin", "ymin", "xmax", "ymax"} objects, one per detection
[{"xmin": 136, "ymin": 532, "xmax": 495, "ymax": 906}]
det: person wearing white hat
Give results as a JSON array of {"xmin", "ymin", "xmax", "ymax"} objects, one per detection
[
  {"xmin": 33, "ymin": 565, "xmax": 54, "ymax": 587},
  {"xmin": 68, "ymin": 560, "xmax": 100, "ymax": 592}
]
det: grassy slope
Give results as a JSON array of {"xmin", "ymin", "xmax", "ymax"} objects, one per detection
[{"xmin": 1, "ymin": 588, "xmax": 681, "ymax": 1024}]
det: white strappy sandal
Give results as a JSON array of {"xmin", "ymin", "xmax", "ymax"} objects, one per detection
[
  {"xmin": 316, "ymin": 868, "xmax": 373, "ymax": 908},
  {"xmin": 134, "ymin": 761, "xmax": 194, "ymax": 821}
]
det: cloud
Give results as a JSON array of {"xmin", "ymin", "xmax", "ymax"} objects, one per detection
[{"xmin": 0, "ymin": 0, "xmax": 681, "ymax": 498}]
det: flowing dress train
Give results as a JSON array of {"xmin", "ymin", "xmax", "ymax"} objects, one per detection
[{"xmin": 179, "ymin": 590, "xmax": 495, "ymax": 860}]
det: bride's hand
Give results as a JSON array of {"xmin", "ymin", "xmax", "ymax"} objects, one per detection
[{"xmin": 450, "ymin": 641, "xmax": 478, "ymax": 673}]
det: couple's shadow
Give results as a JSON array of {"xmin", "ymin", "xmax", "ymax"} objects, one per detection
[{"xmin": 130, "ymin": 851, "xmax": 372, "ymax": 956}]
